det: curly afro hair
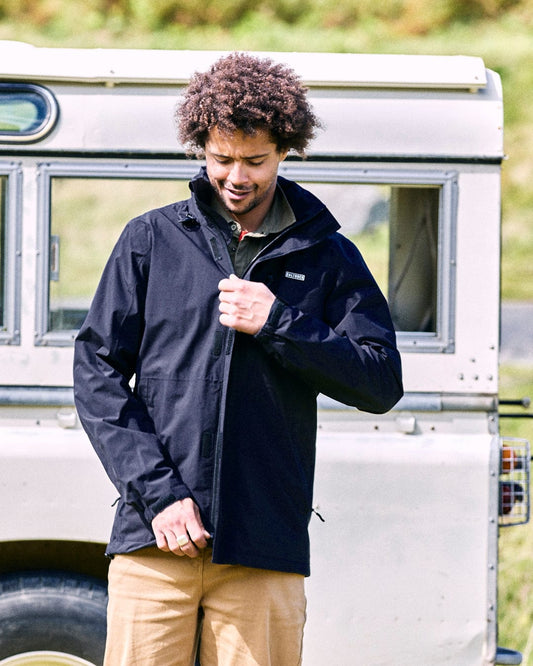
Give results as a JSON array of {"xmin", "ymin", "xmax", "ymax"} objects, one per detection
[{"xmin": 176, "ymin": 52, "xmax": 321, "ymax": 156}]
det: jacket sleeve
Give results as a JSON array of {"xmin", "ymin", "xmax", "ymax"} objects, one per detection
[
  {"xmin": 255, "ymin": 237, "xmax": 403, "ymax": 413},
  {"xmin": 73, "ymin": 219, "xmax": 190, "ymax": 524}
]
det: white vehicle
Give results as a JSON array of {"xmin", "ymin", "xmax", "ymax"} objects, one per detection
[{"xmin": 0, "ymin": 42, "xmax": 529, "ymax": 666}]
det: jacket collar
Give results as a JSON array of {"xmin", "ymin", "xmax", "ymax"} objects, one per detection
[{"xmin": 188, "ymin": 167, "xmax": 340, "ymax": 243}]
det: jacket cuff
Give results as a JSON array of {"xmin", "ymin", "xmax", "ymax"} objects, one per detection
[
  {"xmin": 145, "ymin": 488, "xmax": 191, "ymax": 522},
  {"xmin": 257, "ymin": 297, "xmax": 287, "ymax": 336},
  {"xmin": 151, "ymin": 493, "xmax": 180, "ymax": 516}
]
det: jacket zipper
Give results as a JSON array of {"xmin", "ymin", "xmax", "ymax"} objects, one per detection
[
  {"xmin": 209, "ymin": 326, "xmax": 234, "ymax": 536},
  {"xmin": 208, "ymin": 223, "xmax": 236, "ymax": 540}
]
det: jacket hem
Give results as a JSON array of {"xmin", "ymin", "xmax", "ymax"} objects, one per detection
[{"xmin": 211, "ymin": 549, "xmax": 310, "ymax": 577}]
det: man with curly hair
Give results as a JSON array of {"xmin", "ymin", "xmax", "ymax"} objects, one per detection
[{"xmin": 74, "ymin": 52, "xmax": 403, "ymax": 665}]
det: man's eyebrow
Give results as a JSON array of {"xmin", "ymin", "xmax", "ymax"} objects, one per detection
[{"xmin": 211, "ymin": 152, "xmax": 271, "ymax": 160}]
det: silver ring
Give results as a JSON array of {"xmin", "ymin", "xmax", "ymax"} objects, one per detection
[{"xmin": 176, "ymin": 534, "xmax": 189, "ymax": 548}]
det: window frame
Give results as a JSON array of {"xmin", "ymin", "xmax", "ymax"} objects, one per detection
[
  {"xmin": 279, "ymin": 163, "xmax": 458, "ymax": 353},
  {"xmin": 0, "ymin": 83, "xmax": 59, "ymax": 144},
  {"xmin": 35, "ymin": 160, "xmax": 200, "ymax": 346},
  {"xmin": 0, "ymin": 161, "xmax": 22, "ymax": 345},
  {"xmin": 36, "ymin": 160, "xmax": 458, "ymax": 352}
]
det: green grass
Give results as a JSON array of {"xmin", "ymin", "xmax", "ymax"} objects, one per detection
[{"xmin": 499, "ymin": 365, "xmax": 533, "ymax": 663}]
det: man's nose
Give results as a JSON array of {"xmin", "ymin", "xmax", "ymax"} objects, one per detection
[{"xmin": 228, "ymin": 161, "xmax": 248, "ymax": 185}]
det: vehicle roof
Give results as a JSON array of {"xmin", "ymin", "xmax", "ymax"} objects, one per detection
[{"xmin": 0, "ymin": 41, "xmax": 487, "ymax": 91}]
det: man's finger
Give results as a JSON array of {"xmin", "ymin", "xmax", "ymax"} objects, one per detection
[
  {"xmin": 154, "ymin": 529, "xmax": 170, "ymax": 552},
  {"xmin": 218, "ymin": 274, "xmax": 243, "ymax": 293},
  {"xmin": 174, "ymin": 533, "xmax": 198, "ymax": 557}
]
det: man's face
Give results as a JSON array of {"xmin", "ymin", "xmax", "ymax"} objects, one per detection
[{"xmin": 205, "ymin": 127, "xmax": 288, "ymax": 230}]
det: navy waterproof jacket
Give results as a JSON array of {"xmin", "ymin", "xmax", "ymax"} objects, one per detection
[{"xmin": 73, "ymin": 168, "xmax": 403, "ymax": 576}]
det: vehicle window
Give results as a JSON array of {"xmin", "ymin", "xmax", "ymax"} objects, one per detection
[
  {"xmin": 296, "ymin": 176, "xmax": 455, "ymax": 352},
  {"xmin": 302, "ymin": 182, "xmax": 392, "ymax": 302},
  {"xmin": 48, "ymin": 176, "xmax": 190, "ymax": 335},
  {"xmin": 0, "ymin": 84, "xmax": 58, "ymax": 141}
]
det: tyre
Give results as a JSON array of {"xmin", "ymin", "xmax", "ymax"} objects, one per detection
[{"xmin": 0, "ymin": 572, "xmax": 107, "ymax": 666}]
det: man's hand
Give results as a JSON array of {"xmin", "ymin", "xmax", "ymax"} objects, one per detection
[
  {"xmin": 218, "ymin": 274, "xmax": 276, "ymax": 335},
  {"xmin": 152, "ymin": 497, "xmax": 211, "ymax": 558}
]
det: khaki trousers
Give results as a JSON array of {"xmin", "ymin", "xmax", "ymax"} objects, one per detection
[{"xmin": 104, "ymin": 546, "xmax": 306, "ymax": 666}]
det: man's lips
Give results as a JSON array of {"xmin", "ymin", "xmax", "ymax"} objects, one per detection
[{"xmin": 224, "ymin": 185, "xmax": 254, "ymax": 200}]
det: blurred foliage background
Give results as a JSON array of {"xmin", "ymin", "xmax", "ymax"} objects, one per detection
[
  {"xmin": 0, "ymin": 0, "xmax": 529, "ymax": 32},
  {"xmin": 1, "ymin": 0, "xmax": 532, "ymax": 661}
]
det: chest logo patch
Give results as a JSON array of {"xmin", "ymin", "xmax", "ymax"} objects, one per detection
[{"xmin": 285, "ymin": 271, "xmax": 306, "ymax": 282}]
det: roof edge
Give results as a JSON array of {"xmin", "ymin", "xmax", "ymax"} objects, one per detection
[{"xmin": 0, "ymin": 43, "xmax": 488, "ymax": 91}]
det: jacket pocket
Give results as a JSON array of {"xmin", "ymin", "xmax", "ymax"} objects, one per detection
[{"xmin": 137, "ymin": 376, "xmax": 221, "ymax": 442}]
